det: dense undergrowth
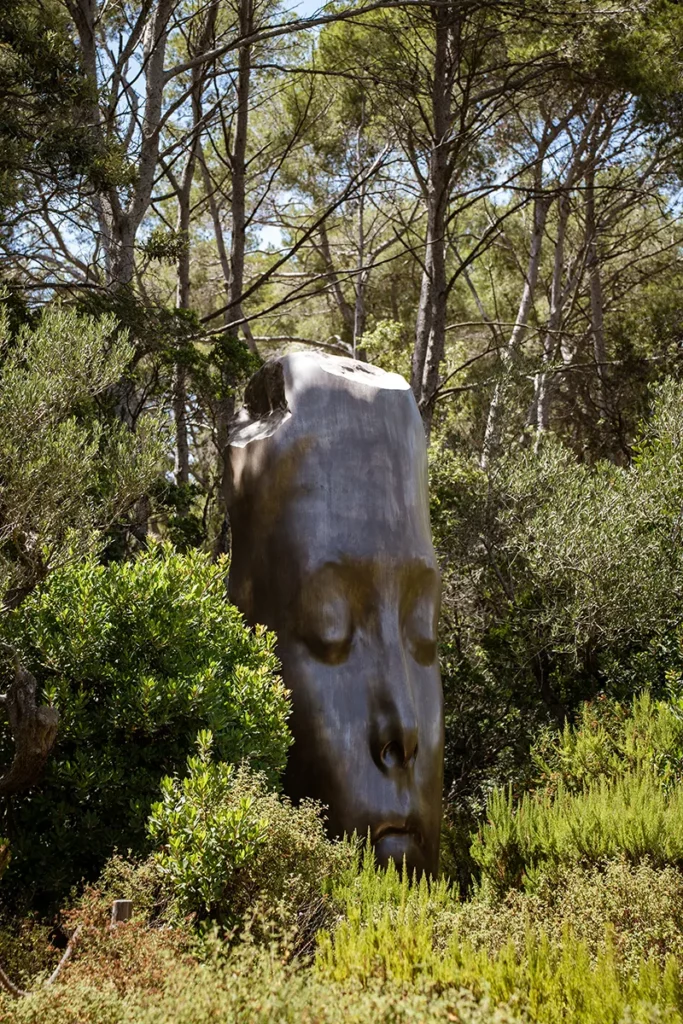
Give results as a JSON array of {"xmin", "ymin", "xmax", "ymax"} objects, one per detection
[
  {"xmin": 0, "ymin": 544, "xmax": 290, "ymax": 910},
  {"xmin": 5, "ymin": 691, "xmax": 683, "ymax": 1022},
  {"xmin": 431, "ymin": 380, "xmax": 683, "ymax": 837}
]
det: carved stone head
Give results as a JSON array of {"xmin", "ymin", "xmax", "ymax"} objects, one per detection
[{"xmin": 227, "ymin": 353, "xmax": 444, "ymax": 875}]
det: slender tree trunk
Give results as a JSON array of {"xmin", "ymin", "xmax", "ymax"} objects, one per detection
[
  {"xmin": 418, "ymin": 195, "xmax": 448, "ymax": 438},
  {"xmin": 173, "ymin": 162, "xmax": 193, "ymax": 486},
  {"xmin": 227, "ymin": 0, "xmax": 256, "ymax": 352},
  {"xmin": 317, "ymin": 221, "xmax": 355, "ymax": 339},
  {"xmin": 533, "ymin": 190, "xmax": 570, "ymax": 440},
  {"xmin": 70, "ymin": 0, "xmax": 119, "ymax": 282},
  {"xmin": 413, "ymin": 263, "xmax": 433, "ymax": 392},
  {"xmin": 353, "ymin": 112, "xmax": 367, "ymax": 356},
  {"xmin": 481, "ymin": 187, "xmax": 549, "ymax": 468},
  {"xmin": 353, "ymin": 182, "xmax": 366, "ymax": 355},
  {"xmin": 480, "ymin": 104, "xmax": 583, "ymax": 467},
  {"xmin": 585, "ymin": 161, "xmax": 608, "ymax": 420},
  {"xmin": 121, "ymin": 0, "xmax": 175, "ymax": 282},
  {"xmin": 213, "ymin": 391, "xmax": 235, "ymax": 558},
  {"xmin": 531, "ymin": 105, "xmax": 599, "ymax": 438},
  {"xmin": 199, "ymin": 149, "xmax": 232, "ymax": 300},
  {"xmin": 411, "ymin": 4, "xmax": 451, "ymax": 437},
  {"xmin": 172, "ymin": 6, "xmax": 218, "ymax": 485},
  {"xmin": 211, "ymin": 0, "xmax": 257, "ymax": 555},
  {"xmin": 172, "ymin": 377, "xmax": 191, "ymax": 489}
]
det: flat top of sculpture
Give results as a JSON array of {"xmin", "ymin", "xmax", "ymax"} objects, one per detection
[{"xmin": 229, "ymin": 353, "xmax": 414, "ymax": 449}]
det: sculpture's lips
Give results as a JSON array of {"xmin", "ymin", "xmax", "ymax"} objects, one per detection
[{"xmin": 373, "ymin": 823, "xmax": 423, "ymax": 846}]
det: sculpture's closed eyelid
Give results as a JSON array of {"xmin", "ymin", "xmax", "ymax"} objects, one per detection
[
  {"xmin": 297, "ymin": 585, "xmax": 354, "ymax": 664},
  {"xmin": 402, "ymin": 573, "xmax": 440, "ymax": 665}
]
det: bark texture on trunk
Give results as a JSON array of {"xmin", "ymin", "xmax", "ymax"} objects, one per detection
[
  {"xmin": 0, "ymin": 661, "xmax": 59, "ymax": 798},
  {"xmin": 172, "ymin": 5, "xmax": 218, "ymax": 486},
  {"xmin": 210, "ymin": 0, "xmax": 258, "ymax": 555},
  {"xmin": 531, "ymin": 99, "xmax": 607, "ymax": 440},
  {"xmin": 585, "ymin": 161, "xmax": 608, "ymax": 420},
  {"xmin": 227, "ymin": 0, "xmax": 256, "ymax": 352},
  {"xmin": 533, "ymin": 189, "xmax": 570, "ymax": 440},
  {"xmin": 317, "ymin": 221, "xmax": 355, "ymax": 339},
  {"xmin": 353, "ymin": 178, "xmax": 367, "ymax": 355},
  {"xmin": 213, "ymin": 392, "xmax": 235, "ymax": 558},
  {"xmin": 352, "ymin": 112, "xmax": 368, "ymax": 355},
  {"xmin": 200, "ymin": 149, "xmax": 233, "ymax": 301},
  {"xmin": 174, "ymin": 154, "xmax": 194, "ymax": 487}
]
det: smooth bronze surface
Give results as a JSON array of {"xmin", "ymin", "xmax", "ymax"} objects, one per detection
[{"xmin": 227, "ymin": 353, "xmax": 444, "ymax": 876}]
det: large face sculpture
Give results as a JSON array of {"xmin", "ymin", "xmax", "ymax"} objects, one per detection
[{"xmin": 227, "ymin": 353, "xmax": 444, "ymax": 876}]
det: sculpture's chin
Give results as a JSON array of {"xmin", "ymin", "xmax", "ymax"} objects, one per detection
[{"xmin": 373, "ymin": 831, "xmax": 429, "ymax": 877}]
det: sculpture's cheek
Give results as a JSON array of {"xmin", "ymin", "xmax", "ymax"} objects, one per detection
[{"xmin": 279, "ymin": 644, "xmax": 373, "ymax": 757}]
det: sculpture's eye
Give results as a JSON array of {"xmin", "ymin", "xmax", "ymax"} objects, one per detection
[
  {"xmin": 402, "ymin": 573, "xmax": 439, "ymax": 666},
  {"xmin": 299, "ymin": 590, "xmax": 354, "ymax": 665}
]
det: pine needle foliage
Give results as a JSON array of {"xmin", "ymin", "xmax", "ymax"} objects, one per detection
[
  {"xmin": 471, "ymin": 691, "xmax": 683, "ymax": 893},
  {"xmin": 532, "ymin": 691, "xmax": 683, "ymax": 794},
  {"xmin": 317, "ymin": 844, "xmax": 457, "ymax": 984},
  {"xmin": 317, "ymin": 850, "xmax": 683, "ymax": 1023},
  {"xmin": 472, "ymin": 774, "xmax": 683, "ymax": 893}
]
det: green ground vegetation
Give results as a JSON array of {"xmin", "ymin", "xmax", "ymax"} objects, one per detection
[{"xmin": 0, "ymin": 545, "xmax": 290, "ymax": 910}]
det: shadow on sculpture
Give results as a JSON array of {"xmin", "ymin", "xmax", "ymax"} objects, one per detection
[{"xmin": 226, "ymin": 353, "xmax": 444, "ymax": 876}]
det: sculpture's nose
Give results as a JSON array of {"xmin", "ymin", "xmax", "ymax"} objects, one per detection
[{"xmin": 370, "ymin": 629, "xmax": 419, "ymax": 772}]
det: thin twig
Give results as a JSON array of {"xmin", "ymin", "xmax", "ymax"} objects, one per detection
[
  {"xmin": 0, "ymin": 925, "xmax": 82, "ymax": 1000},
  {"xmin": 46, "ymin": 926, "xmax": 82, "ymax": 986},
  {"xmin": 0, "ymin": 962, "xmax": 27, "ymax": 998}
]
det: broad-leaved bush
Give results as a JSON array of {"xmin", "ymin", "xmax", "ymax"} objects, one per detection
[
  {"xmin": 148, "ymin": 731, "xmax": 353, "ymax": 936},
  {"xmin": 0, "ymin": 545, "xmax": 290, "ymax": 910}
]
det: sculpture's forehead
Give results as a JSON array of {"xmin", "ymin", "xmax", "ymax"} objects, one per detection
[
  {"xmin": 228, "ymin": 352, "xmax": 435, "ymax": 563},
  {"xmin": 229, "ymin": 353, "xmax": 419, "ymax": 453},
  {"xmin": 269, "ymin": 431, "xmax": 433, "ymax": 566}
]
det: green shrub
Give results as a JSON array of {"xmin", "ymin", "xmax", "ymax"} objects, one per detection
[
  {"xmin": 317, "ymin": 845, "xmax": 459, "ymax": 984},
  {"xmin": 317, "ymin": 851, "xmax": 683, "ymax": 1023},
  {"xmin": 470, "ymin": 773, "xmax": 683, "ymax": 894},
  {"xmin": 431, "ymin": 379, "xmax": 683, "ymax": 833},
  {"xmin": 84, "ymin": 853, "xmax": 170, "ymax": 926},
  {"xmin": 147, "ymin": 731, "xmax": 353, "ymax": 936},
  {"xmin": 0, "ymin": 914, "xmax": 55, "ymax": 992},
  {"xmin": 5, "ymin": 850, "xmax": 683, "ymax": 1024},
  {"xmin": 469, "ymin": 692, "xmax": 683, "ymax": 894},
  {"xmin": 5, "ymin": 914, "xmax": 683, "ymax": 1024},
  {"xmin": 456, "ymin": 858, "xmax": 683, "ymax": 975},
  {"xmin": 0, "ymin": 544, "xmax": 290, "ymax": 910},
  {"xmin": 0, "ymin": 304, "xmax": 161, "ymax": 610},
  {"xmin": 0, "ymin": 937, "xmax": 524, "ymax": 1024},
  {"xmin": 532, "ymin": 691, "xmax": 683, "ymax": 794}
]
